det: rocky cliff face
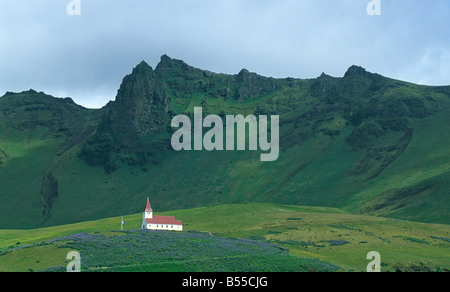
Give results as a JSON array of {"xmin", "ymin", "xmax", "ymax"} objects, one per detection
[
  {"xmin": 154, "ymin": 54, "xmax": 282, "ymax": 101},
  {"xmin": 102, "ymin": 61, "xmax": 172, "ymax": 143},
  {"xmin": 79, "ymin": 60, "xmax": 173, "ymax": 172},
  {"xmin": 79, "ymin": 55, "xmax": 286, "ymax": 172}
]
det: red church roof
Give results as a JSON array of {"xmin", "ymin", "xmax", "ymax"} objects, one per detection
[
  {"xmin": 145, "ymin": 216, "xmax": 182, "ymax": 225},
  {"xmin": 145, "ymin": 197, "xmax": 153, "ymax": 212},
  {"xmin": 143, "ymin": 197, "xmax": 182, "ymax": 226}
]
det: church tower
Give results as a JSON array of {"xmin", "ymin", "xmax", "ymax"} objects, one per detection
[{"xmin": 144, "ymin": 197, "xmax": 153, "ymax": 219}]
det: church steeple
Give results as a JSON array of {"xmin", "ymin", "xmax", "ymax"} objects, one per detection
[
  {"xmin": 145, "ymin": 197, "xmax": 152, "ymax": 212},
  {"xmin": 144, "ymin": 197, "xmax": 153, "ymax": 219}
]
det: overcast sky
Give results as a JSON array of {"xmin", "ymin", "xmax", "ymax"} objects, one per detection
[{"xmin": 1, "ymin": 0, "xmax": 449, "ymax": 108}]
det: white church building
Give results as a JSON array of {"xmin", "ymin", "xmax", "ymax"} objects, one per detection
[{"xmin": 141, "ymin": 197, "xmax": 183, "ymax": 231}]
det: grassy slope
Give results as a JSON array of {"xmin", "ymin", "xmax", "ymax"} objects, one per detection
[
  {"xmin": 1, "ymin": 65, "xmax": 449, "ymax": 230},
  {"xmin": 0, "ymin": 91, "xmax": 100, "ymax": 228},
  {"xmin": 345, "ymin": 111, "xmax": 450, "ymax": 222},
  {"xmin": 45, "ymin": 83, "xmax": 450, "ymax": 227},
  {"xmin": 1, "ymin": 203, "xmax": 449, "ymax": 272},
  {"xmin": 0, "ymin": 126, "xmax": 63, "ymax": 226},
  {"xmin": 3, "ymin": 102, "xmax": 448, "ymax": 229}
]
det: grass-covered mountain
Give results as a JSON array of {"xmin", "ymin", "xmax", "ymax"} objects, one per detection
[{"xmin": 1, "ymin": 55, "xmax": 449, "ymax": 229}]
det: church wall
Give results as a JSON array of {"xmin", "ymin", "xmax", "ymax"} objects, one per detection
[{"xmin": 144, "ymin": 223, "xmax": 183, "ymax": 231}]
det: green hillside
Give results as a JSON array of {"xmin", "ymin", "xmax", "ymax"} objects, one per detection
[
  {"xmin": 0, "ymin": 204, "xmax": 448, "ymax": 272},
  {"xmin": 0, "ymin": 55, "xmax": 449, "ymax": 229}
]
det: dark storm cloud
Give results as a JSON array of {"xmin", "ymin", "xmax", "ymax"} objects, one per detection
[{"xmin": 0, "ymin": 0, "xmax": 449, "ymax": 108}]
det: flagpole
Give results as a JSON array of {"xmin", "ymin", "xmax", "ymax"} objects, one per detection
[{"xmin": 121, "ymin": 217, "xmax": 123, "ymax": 231}]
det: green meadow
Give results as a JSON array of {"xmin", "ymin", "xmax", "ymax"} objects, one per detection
[{"xmin": 1, "ymin": 203, "xmax": 448, "ymax": 272}]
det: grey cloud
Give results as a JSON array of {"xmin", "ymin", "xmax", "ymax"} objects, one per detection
[{"xmin": 0, "ymin": 0, "xmax": 449, "ymax": 108}]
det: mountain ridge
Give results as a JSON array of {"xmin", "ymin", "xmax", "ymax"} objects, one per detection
[{"xmin": 0, "ymin": 55, "xmax": 449, "ymax": 229}]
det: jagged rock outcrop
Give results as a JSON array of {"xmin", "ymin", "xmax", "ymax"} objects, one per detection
[
  {"xmin": 103, "ymin": 60, "xmax": 172, "ymax": 141},
  {"xmin": 79, "ymin": 60, "xmax": 173, "ymax": 172}
]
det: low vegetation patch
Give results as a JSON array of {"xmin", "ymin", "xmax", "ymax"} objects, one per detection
[{"xmin": 42, "ymin": 230, "xmax": 339, "ymax": 272}]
